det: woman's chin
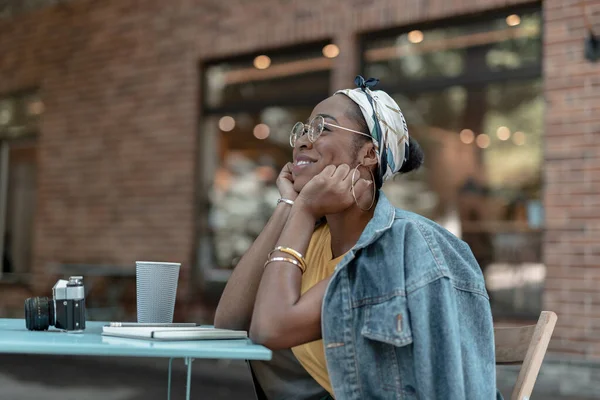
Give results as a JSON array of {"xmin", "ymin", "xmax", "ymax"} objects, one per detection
[{"xmin": 293, "ymin": 178, "xmax": 309, "ymax": 193}]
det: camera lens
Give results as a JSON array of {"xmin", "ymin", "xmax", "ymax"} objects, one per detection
[{"xmin": 24, "ymin": 297, "xmax": 54, "ymax": 331}]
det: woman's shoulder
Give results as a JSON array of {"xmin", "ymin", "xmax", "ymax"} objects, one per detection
[
  {"xmin": 389, "ymin": 208, "xmax": 465, "ymax": 244},
  {"xmin": 385, "ymin": 208, "xmax": 487, "ymax": 294},
  {"xmin": 389, "ymin": 208, "xmax": 456, "ymax": 240}
]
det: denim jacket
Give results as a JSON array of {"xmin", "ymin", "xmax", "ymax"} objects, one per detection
[{"xmin": 321, "ymin": 192, "xmax": 499, "ymax": 399}]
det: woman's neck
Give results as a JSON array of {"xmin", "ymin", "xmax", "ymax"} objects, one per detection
[{"xmin": 325, "ymin": 201, "xmax": 377, "ymax": 259}]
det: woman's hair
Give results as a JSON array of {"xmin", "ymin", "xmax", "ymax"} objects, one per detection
[{"xmin": 345, "ymin": 100, "xmax": 424, "ymax": 186}]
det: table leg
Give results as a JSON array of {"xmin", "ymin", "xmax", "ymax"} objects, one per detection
[
  {"xmin": 166, "ymin": 357, "xmax": 194, "ymax": 400},
  {"xmin": 185, "ymin": 357, "xmax": 194, "ymax": 400},
  {"xmin": 167, "ymin": 358, "xmax": 174, "ymax": 400}
]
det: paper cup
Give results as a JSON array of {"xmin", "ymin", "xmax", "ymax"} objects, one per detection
[{"xmin": 135, "ymin": 261, "xmax": 180, "ymax": 323}]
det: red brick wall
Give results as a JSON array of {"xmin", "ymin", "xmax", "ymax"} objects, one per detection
[
  {"xmin": 3, "ymin": 0, "xmax": 600, "ymax": 359},
  {"xmin": 0, "ymin": 0, "xmax": 532, "ymax": 284},
  {"xmin": 543, "ymin": 0, "xmax": 600, "ymax": 358},
  {"xmin": 0, "ymin": 0, "xmax": 200, "ymax": 295}
]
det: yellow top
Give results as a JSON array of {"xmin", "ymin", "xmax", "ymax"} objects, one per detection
[{"xmin": 291, "ymin": 224, "xmax": 346, "ymax": 397}]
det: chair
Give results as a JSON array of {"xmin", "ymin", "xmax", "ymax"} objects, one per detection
[{"xmin": 494, "ymin": 311, "xmax": 558, "ymax": 400}]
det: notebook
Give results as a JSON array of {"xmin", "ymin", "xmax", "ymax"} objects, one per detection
[{"xmin": 101, "ymin": 325, "xmax": 248, "ymax": 341}]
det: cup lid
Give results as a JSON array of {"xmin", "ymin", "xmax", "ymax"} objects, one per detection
[{"xmin": 135, "ymin": 261, "xmax": 181, "ymax": 266}]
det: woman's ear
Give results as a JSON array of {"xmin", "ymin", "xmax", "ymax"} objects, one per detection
[{"xmin": 358, "ymin": 142, "xmax": 378, "ymax": 168}]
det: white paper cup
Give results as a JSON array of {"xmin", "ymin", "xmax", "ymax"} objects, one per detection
[{"xmin": 135, "ymin": 261, "xmax": 181, "ymax": 323}]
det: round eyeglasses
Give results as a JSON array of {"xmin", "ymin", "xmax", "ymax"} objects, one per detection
[{"xmin": 289, "ymin": 115, "xmax": 372, "ymax": 148}]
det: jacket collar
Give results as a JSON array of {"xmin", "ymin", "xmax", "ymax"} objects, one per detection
[{"xmin": 353, "ymin": 190, "xmax": 396, "ymax": 251}]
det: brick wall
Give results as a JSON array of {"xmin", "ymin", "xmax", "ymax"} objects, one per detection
[
  {"xmin": 543, "ymin": 0, "xmax": 600, "ymax": 358},
  {"xmin": 0, "ymin": 0, "xmax": 201, "ymax": 296},
  {"xmin": 2, "ymin": 0, "xmax": 599, "ymax": 359}
]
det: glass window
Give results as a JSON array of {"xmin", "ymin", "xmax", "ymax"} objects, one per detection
[
  {"xmin": 199, "ymin": 43, "xmax": 333, "ymax": 282},
  {"xmin": 1, "ymin": 1, "xmax": 74, "ymax": 18},
  {"xmin": 364, "ymin": 10, "xmax": 541, "ymax": 87},
  {"xmin": 0, "ymin": 91, "xmax": 40, "ymax": 280},
  {"xmin": 363, "ymin": 8, "xmax": 543, "ymax": 319},
  {"xmin": 204, "ymin": 45, "xmax": 331, "ymax": 111}
]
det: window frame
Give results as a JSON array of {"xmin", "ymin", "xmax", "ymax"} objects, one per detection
[
  {"xmin": 0, "ymin": 89, "xmax": 40, "ymax": 282},
  {"xmin": 359, "ymin": 3, "xmax": 545, "ymax": 321},
  {"xmin": 196, "ymin": 41, "xmax": 335, "ymax": 287},
  {"xmin": 359, "ymin": 2, "xmax": 543, "ymax": 95}
]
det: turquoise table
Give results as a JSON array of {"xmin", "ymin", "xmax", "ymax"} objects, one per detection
[{"xmin": 0, "ymin": 318, "xmax": 271, "ymax": 399}]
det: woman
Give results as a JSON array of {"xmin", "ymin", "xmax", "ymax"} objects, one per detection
[{"xmin": 215, "ymin": 76, "xmax": 499, "ymax": 399}]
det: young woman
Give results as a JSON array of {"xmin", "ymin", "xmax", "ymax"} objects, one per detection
[{"xmin": 215, "ymin": 76, "xmax": 499, "ymax": 400}]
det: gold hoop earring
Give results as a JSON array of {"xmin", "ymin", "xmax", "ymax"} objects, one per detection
[{"xmin": 351, "ymin": 163, "xmax": 376, "ymax": 211}]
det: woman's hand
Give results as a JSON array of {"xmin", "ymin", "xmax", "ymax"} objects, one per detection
[
  {"xmin": 295, "ymin": 164, "xmax": 373, "ymax": 219},
  {"xmin": 276, "ymin": 162, "xmax": 298, "ymax": 201}
]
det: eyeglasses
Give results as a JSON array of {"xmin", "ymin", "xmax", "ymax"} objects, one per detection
[{"xmin": 289, "ymin": 115, "xmax": 372, "ymax": 147}]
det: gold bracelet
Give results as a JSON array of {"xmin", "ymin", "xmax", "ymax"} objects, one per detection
[
  {"xmin": 264, "ymin": 256, "xmax": 305, "ymax": 273},
  {"xmin": 269, "ymin": 246, "xmax": 307, "ymax": 271}
]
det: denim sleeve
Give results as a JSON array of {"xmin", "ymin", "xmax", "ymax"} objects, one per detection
[{"xmin": 407, "ymin": 277, "xmax": 498, "ymax": 400}]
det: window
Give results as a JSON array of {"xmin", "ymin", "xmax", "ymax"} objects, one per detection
[
  {"xmin": 0, "ymin": 0, "xmax": 74, "ymax": 19},
  {"xmin": 362, "ymin": 7, "xmax": 543, "ymax": 319},
  {"xmin": 0, "ymin": 90, "xmax": 41, "ymax": 280},
  {"xmin": 198, "ymin": 42, "xmax": 333, "ymax": 283}
]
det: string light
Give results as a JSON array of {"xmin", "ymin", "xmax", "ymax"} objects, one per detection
[
  {"xmin": 496, "ymin": 126, "xmax": 511, "ymax": 141},
  {"xmin": 513, "ymin": 131, "xmax": 526, "ymax": 145},
  {"xmin": 253, "ymin": 55, "xmax": 271, "ymax": 70},
  {"xmin": 322, "ymin": 44, "xmax": 340, "ymax": 58},
  {"xmin": 460, "ymin": 129, "xmax": 475, "ymax": 144},
  {"xmin": 476, "ymin": 134, "xmax": 491, "ymax": 149},
  {"xmin": 408, "ymin": 30, "xmax": 424, "ymax": 44},
  {"xmin": 506, "ymin": 14, "xmax": 521, "ymax": 27},
  {"xmin": 253, "ymin": 123, "xmax": 270, "ymax": 139},
  {"xmin": 218, "ymin": 116, "xmax": 236, "ymax": 132}
]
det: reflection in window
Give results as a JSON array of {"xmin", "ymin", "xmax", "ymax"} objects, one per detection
[
  {"xmin": 364, "ymin": 10, "xmax": 541, "ymax": 86},
  {"xmin": 0, "ymin": 92, "xmax": 42, "ymax": 138},
  {"xmin": 485, "ymin": 13, "xmax": 541, "ymax": 71},
  {"xmin": 199, "ymin": 43, "xmax": 332, "ymax": 281},
  {"xmin": 0, "ymin": 90, "xmax": 40, "ymax": 279},
  {"xmin": 200, "ymin": 108, "xmax": 312, "ymax": 271},
  {"xmin": 365, "ymin": 27, "xmax": 467, "ymax": 83},
  {"xmin": 363, "ymin": 7, "xmax": 543, "ymax": 319},
  {"xmin": 204, "ymin": 46, "xmax": 331, "ymax": 111}
]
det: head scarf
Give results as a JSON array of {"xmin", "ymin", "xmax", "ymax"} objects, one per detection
[{"xmin": 335, "ymin": 76, "xmax": 409, "ymax": 183}]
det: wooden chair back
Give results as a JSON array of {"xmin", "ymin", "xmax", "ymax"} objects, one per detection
[{"xmin": 494, "ymin": 311, "xmax": 558, "ymax": 400}]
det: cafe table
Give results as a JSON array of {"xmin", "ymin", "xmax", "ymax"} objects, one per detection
[{"xmin": 0, "ymin": 318, "xmax": 272, "ymax": 400}]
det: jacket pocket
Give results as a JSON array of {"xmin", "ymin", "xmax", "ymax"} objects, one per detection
[
  {"xmin": 360, "ymin": 294, "xmax": 413, "ymax": 347},
  {"xmin": 358, "ymin": 295, "xmax": 416, "ymax": 398}
]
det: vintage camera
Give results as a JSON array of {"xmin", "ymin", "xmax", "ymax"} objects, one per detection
[{"xmin": 24, "ymin": 276, "xmax": 86, "ymax": 332}]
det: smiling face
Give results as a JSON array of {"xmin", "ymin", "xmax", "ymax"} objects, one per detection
[{"xmin": 292, "ymin": 95, "xmax": 374, "ymax": 192}]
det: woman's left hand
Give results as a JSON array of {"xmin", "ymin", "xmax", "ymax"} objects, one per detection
[{"xmin": 295, "ymin": 164, "xmax": 373, "ymax": 219}]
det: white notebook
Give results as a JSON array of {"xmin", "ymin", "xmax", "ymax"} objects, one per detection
[{"xmin": 101, "ymin": 325, "xmax": 248, "ymax": 341}]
